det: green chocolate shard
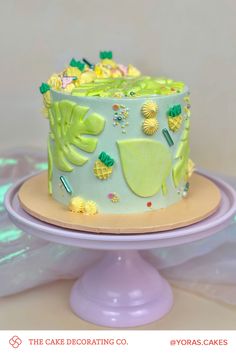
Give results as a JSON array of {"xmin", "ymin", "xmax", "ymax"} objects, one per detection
[
  {"xmin": 117, "ymin": 139, "xmax": 172, "ymax": 197},
  {"xmin": 48, "ymin": 100, "xmax": 105, "ymax": 172}
]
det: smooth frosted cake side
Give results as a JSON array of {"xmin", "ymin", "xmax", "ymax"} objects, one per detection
[{"xmin": 40, "ymin": 52, "xmax": 193, "ymax": 215}]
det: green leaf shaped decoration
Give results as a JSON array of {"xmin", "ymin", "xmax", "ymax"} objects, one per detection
[
  {"xmin": 172, "ymin": 118, "xmax": 190, "ymax": 187},
  {"xmin": 48, "ymin": 100, "xmax": 105, "ymax": 172},
  {"xmin": 117, "ymin": 139, "xmax": 172, "ymax": 197},
  {"xmin": 48, "ymin": 138, "xmax": 53, "ymax": 194}
]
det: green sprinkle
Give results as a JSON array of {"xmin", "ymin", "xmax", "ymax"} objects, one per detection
[
  {"xmin": 82, "ymin": 58, "xmax": 94, "ymax": 69},
  {"xmin": 39, "ymin": 82, "xmax": 50, "ymax": 94},
  {"xmin": 162, "ymin": 129, "xmax": 174, "ymax": 147},
  {"xmin": 184, "ymin": 182, "xmax": 190, "ymax": 191},
  {"xmin": 60, "ymin": 176, "xmax": 72, "ymax": 194}
]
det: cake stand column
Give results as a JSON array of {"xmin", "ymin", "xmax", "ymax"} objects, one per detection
[{"xmin": 70, "ymin": 249, "xmax": 173, "ymax": 327}]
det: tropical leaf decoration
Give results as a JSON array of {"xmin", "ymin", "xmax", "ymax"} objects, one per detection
[
  {"xmin": 48, "ymin": 100, "xmax": 105, "ymax": 172},
  {"xmin": 47, "ymin": 138, "xmax": 53, "ymax": 194},
  {"xmin": 172, "ymin": 118, "xmax": 190, "ymax": 187},
  {"xmin": 117, "ymin": 139, "xmax": 172, "ymax": 197}
]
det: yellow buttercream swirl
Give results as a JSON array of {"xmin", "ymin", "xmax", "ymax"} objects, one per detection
[
  {"xmin": 64, "ymin": 66, "xmax": 81, "ymax": 77},
  {"xmin": 47, "ymin": 74, "xmax": 62, "ymax": 90},
  {"xmin": 68, "ymin": 197, "xmax": 85, "ymax": 213},
  {"xmin": 142, "ymin": 118, "xmax": 159, "ymax": 135},
  {"xmin": 84, "ymin": 200, "xmax": 97, "ymax": 215},
  {"xmin": 127, "ymin": 64, "xmax": 141, "ymax": 77},
  {"xmin": 141, "ymin": 101, "xmax": 158, "ymax": 119}
]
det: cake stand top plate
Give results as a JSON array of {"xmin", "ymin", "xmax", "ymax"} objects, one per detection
[
  {"xmin": 17, "ymin": 172, "xmax": 221, "ymax": 235},
  {"xmin": 4, "ymin": 172, "xmax": 236, "ymax": 250}
]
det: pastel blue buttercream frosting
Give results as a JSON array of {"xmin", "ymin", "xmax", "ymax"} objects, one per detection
[{"xmin": 50, "ymin": 86, "xmax": 190, "ymax": 214}]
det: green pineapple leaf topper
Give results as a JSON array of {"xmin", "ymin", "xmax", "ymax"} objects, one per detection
[
  {"xmin": 69, "ymin": 58, "xmax": 85, "ymax": 71},
  {"xmin": 39, "ymin": 82, "xmax": 50, "ymax": 94},
  {"xmin": 99, "ymin": 152, "xmax": 115, "ymax": 167},
  {"xmin": 48, "ymin": 100, "xmax": 105, "ymax": 172},
  {"xmin": 100, "ymin": 51, "xmax": 113, "ymax": 60},
  {"xmin": 167, "ymin": 104, "xmax": 182, "ymax": 117}
]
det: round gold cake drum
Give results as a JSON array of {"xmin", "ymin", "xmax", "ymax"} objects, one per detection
[{"xmin": 18, "ymin": 172, "xmax": 221, "ymax": 235}]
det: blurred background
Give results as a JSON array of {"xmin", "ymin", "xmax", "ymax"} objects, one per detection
[{"xmin": 0, "ymin": 0, "xmax": 235, "ymax": 175}]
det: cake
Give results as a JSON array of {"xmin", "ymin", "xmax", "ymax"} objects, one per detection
[{"xmin": 39, "ymin": 51, "xmax": 193, "ymax": 215}]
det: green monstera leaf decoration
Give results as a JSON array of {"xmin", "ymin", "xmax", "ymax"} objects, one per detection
[
  {"xmin": 48, "ymin": 100, "xmax": 105, "ymax": 173},
  {"xmin": 172, "ymin": 118, "xmax": 190, "ymax": 187}
]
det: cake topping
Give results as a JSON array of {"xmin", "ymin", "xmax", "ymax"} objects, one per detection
[{"xmin": 39, "ymin": 51, "xmax": 185, "ymax": 98}]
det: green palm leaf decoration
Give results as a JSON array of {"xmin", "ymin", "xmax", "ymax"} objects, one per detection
[
  {"xmin": 48, "ymin": 100, "xmax": 105, "ymax": 172},
  {"xmin": 172, "ymin": 118, "xmax": 190, "ymax": 187}
]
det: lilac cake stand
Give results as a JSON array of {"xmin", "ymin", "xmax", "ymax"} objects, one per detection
[{"xmin": 4, "ymin": 172, "xmax": 236, "ymax": 328}]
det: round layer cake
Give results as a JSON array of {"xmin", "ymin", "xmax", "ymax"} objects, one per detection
[{"xmin": 40, "ymin": 52, "xmax": 193, "ymax": 215}]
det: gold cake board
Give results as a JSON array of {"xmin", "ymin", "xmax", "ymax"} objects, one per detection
[{"xmin": 18, "ymin": 172, "xmax": 221, "ymax": 235}]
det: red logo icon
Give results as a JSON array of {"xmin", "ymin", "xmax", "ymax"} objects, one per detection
[{"xmin": 9, "ymin": 336, "xmax": 22, "ymax": 348}]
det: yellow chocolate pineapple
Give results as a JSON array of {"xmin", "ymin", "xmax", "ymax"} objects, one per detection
[
  {"xmin": 93, "ymin": 152, "xmax": 115, "ymax": 180},
  {"xmin": 167, "ymin": 104, "xmax": 183, "ymax": 132}
]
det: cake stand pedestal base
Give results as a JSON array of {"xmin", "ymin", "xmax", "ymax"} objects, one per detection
[{"xmin": 70, "ymin": 250, "xmax": 172, "ymax": 327}]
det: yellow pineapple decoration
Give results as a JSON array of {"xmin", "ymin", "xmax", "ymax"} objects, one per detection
[
  {"xmin": 167, "ymin": 104, "xmax": 183, "ymax": 132},
  {"xmin": 39, "ymin": 83, "xmax": 52, "ymax": 118},
  {"xmin": 93, "ymin": 152, "xmax": 115, "ymax": 180}
]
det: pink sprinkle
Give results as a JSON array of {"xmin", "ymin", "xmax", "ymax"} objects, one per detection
[{"xmin": 108, "ymin": 193, "xmax": 114, "ymax": 199}]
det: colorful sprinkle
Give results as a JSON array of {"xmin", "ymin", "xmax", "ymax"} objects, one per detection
[
  {"xmin": 59, "ymin": 176, "xmax": 72, "ymax": 194},
  {"xmin": 108, "ymin": 192, "xmax": 119, "ymax": 203},
  {"xmin": 112, "ymin": 104, "xmax": 120, "ymax": 111},
  {"xmin": 162, "ymin": 128, "xmax": 174, "ymax": 147},
  {"xmin": 112, "ymin": 104, "xmax": 129, "ymax": 133},
  {"xmin": 82, "ymin": 58, "xmax": 94, "ymax": 69},
  {"xmin": 147, "ymin": 201, "xmax": 152, "ymax": 208}
]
